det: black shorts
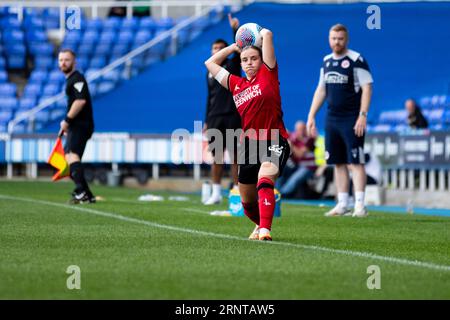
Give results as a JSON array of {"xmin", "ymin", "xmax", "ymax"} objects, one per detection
[
  {"xmin": 64, "ymin": 125, "xmax": 93, "ymax": 158},
  {"xmin": 325, "ymin": 115, "xmax": 365, "ymax": 165},
  {"xmin": 238, "ymin": 136, "xmax": 291, "ymax": 185},
  {"xmin": 206, "ymin": 114, "xmax": 241, "ymax": 157}
]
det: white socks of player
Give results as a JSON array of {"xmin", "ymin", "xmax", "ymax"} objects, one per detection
[
  {"xmin": 337, "ymin": 192, "xmax": 349, "ymax": 210},
  {"xmin": 204, "ymin": 184, "xmax": 222, "ymax": 205},
  {"xmin": 354, "ymin": 191, "xmax": 365, "ymax": 210}
]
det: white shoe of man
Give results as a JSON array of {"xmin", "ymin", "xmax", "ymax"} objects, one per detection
[
  {"xmin": 204, "ymin": 194, "xmax": 222, "ymax": 205},
  {"xmin": 324, "ymin": 204, "xmax": 352, "ymax": 217},
  {"xmin": 352, "ymin": 206, "xmax": 368, "ymax": 217}
]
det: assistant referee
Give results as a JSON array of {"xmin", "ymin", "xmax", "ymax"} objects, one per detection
[{"xmin": 58, "ymin": 49, "xmax": 95, "ymax": 204}]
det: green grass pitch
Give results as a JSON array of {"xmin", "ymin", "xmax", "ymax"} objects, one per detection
[{"xmin": 0, "ymin": 181, "xmax": 449, "ymax": 299}]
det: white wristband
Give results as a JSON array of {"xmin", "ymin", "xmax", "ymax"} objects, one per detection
[{"xmin": 214, "ymin": 68, "xmax": 229, "ymax": 83}]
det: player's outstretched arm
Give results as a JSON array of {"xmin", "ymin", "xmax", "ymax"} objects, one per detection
[
  {"xmin": 260, "ymin": 28, "xmax": 276, "ymax": 69},
  {"xmin": 307, "ymin": 86, "xmax": 326, "ymax": 137},
  {"xmin": 205, "ymin": 44, "xmax": 240, "ymax": 89}
]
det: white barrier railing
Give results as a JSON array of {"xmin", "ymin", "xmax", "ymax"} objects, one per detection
[
  {"xmin": 383, "ymin": 167, "xmax": 450, "ymax": 191},
  {"xmin": 6, "ymin": 3, "xmax": 238, "ymax": 135}
]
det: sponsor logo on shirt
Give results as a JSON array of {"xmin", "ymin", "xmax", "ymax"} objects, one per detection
[
  {"xmin": 324, "ymin": 71, "xmax": 349, "ymax": 84},
  {"xmin": 233, "ymin": 84, "xmax": 262, "ymax": 108},
  {"xmin": 74, "ymin": 82, "xmax": 84, "ymax": 93}
]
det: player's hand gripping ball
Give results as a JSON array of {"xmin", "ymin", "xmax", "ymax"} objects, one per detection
[{"xmin": 235, "ymin": 23, "xmax": 263, "ymax": 49}]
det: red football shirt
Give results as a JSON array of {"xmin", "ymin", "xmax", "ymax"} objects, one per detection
[{"xmin": 228, "ymin": 63, "xmax": 289, "ymax": 140}]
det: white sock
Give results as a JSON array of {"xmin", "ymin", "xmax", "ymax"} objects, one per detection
[
  {"xmin": 337, "ymin": 192, "xmax": 349, "ymax": 209},
  {"xmin": 355, "ymin": 191, "xmax": 365, "ymax": 208},
  {"xmin": 211, "ymin": 184, "xmax": 222, "ymax": 198},
  {"xmin": 260, "ymin": 227, "xmax": 270, "ymax": 234}
]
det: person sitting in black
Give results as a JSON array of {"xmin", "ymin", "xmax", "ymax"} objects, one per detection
[{"xmin": 405, "ymin": 98, "xmax": 428, "ymax": 129}]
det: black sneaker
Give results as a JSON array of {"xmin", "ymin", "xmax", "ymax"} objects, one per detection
[{"xmin": 69, "ymin": 191, "xmax": 96, "ymax": 204}]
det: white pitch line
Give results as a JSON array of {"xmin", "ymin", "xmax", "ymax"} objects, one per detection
[
  {"xmin": 182, "ymin": 208, "xmax": 211, "ymax": 214},
  {"xmin": 1, "ymin": 194, "xmax": 449, "ymax": 273}
]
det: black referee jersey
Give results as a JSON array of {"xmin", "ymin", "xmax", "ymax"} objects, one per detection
[{"xmin": 65, "ymin": 70, "xmax": 94, "ymax": 129}]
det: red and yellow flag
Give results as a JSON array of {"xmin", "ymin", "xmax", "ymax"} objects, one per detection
[{"xmin": 47, "ymin": 137, "xmax": 70, "ymax": 181}]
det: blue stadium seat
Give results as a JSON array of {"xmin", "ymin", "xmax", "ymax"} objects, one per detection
[
  {"xmin": 64, "ymin": 30, "xmax": 82, "ymax": 46},
  {"xmin": 18, "ymin": 97, "xmax": 37, "ymax": 109},
  {"xmin": 117, "ymin": 31, "xmax": 134, "ymax": 45},
  {"xmin": 0, "ymin": 70, "xmax": 7, "ymax": 82},
  {"xmin": 121, "ymin": 17, "xmax": 139, "ymax": 31},
  {"xmin": 81, "ymin": 31, "xmax": 99, "ymax": 45},
  {"xmin": 78, "ymin": 43, "xmax": 95, "ymax": 57},
  {"xmin": 0, "ymin": 56, "xmax": 5, "ymax": 69},
  {"xmin": 10, "ymin": 122, "xmax": 26, "ymax": 133},
  {"xmin": 43, "ymin": 83, "xmax": 60, "ymax": 96},
  {"xmin": 43, "ymin": 8, "xmax": 59, "ymax": 19},
  {"xmin": 155, "ymin": 17, "xmax": 174, "ymax": 31},
  {"xmin": 176, "ymin": 28, "xmax": 191, "ymax": 48},
  {"xmin": 0, "ymin": 110, "xmax": 12, "ymax": 123},
  {"xmin": 94, "ymin": 44, "xmax": 112, "ymax": 57},
  {"xmin": 0, "ymin": 17, "xmax": 21, "ymax": 29},
  {"xmin": 102, "ymin": 17, "xmax": 122, "ymax": 31},
  {"xmin": 131, "ymin": 55, "xmax": 145, "ymax": 69},
  {"xmin": 26, "ymin": 30, "xmax": 47, "ymax": 42},
  {"xmin": 34, "ymin": 56, "xmax": 55, "ymax": 70},
  {"xmin": 85, "ymin": 18, "xmax": 103, "ymax": 32},
  {"xmin": 50, "ymin": 108, "xmax": 66, "ymax": 121},
  {"xmin": 33, "ymin": 109, "xmax": 50, "ymax": 122},
  {"xmin": 5, "ymin": 44, "xmax": 26, "ymax": 57},
  {"xmin": 29, "ymin": 71, "xmax": 48, "ymax": 84},
  {"xmin": 89, "ymin": 57, "xmax": 107, "ymax": 69},
  {"xmin": 133, "ymin": 30, "xmax": 152, "ymax": 48},
  {"xmin": 0, "ymin": 83, "xmax": 16, "ymax": 97},
  {"xmin": 76, "ymin": 56, "xmax": 89, "ymax": 71},
  {"xmin": 6, "ymin": 56, "xmax": 25, "ymax": 71},
  {"xmin": 23, "ymin": 16, "xmax": 45, "ymax": 29},
  {"xmin": 48, "ymin": 70, "xmax": 65, "ymax": 85},
  {"xmin": 99, "ymin": 31, "xmax": 116, "ymax": 44},
  {"xmin": 2, "ymin": 29, "xmax": 25, "ymax": 43},
  {"xmin": 139, "ymin": 17, "xmax": 156, "ymax": 32},
  {"xmin": 0, "ymin": 97, "xmax": 18, "ymax": 110},
  {"xmin": 23, "ymin": 83, "xmax": 42, "ymax": 96},
  {"xmin": 56, "ymin": 97, "xmax": 66, "ymax": 109},
  {"xmin": 14, "ymin": 108, "xmax": 31, "ymax": 119},
  {"xmin": 111, "ymin": 44, "xmax": 130, "ymax": 56},
  {"xmin": 29, "ymin": 43, "xmax": 54, "ymax": 56}
]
